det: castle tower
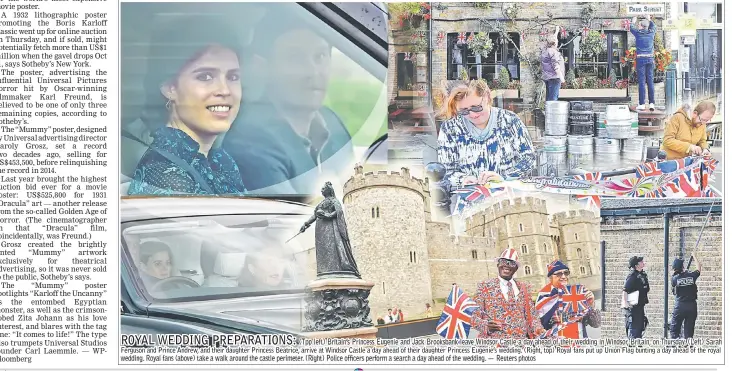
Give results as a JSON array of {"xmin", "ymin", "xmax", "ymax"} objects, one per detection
[
  {"xmin": 554, "ymin": 210, "xmax": 602, "ymax": 292},
  {"xmin": 343, "ymin": 166, "xmax": 433, "ymax": 319},
  {"xmin": 466, "ymin": 197, "xmax": 557, "ymax": 293}
]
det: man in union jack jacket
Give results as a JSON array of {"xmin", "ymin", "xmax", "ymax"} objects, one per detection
[
  {"xmin": 471, "ymin": 248, "xmax": 545, "ymax": 339},
  {"xmin": 535, "ymin": 260, "xmax": 601, "ymax": 339}
]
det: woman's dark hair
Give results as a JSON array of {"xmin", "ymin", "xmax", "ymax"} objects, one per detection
[
  {"xmin": 139, "ymin": 240, "xmax": 172, "ymax": 266},
  {"xmin": 141, "ymin": 15, "xmax": 244, "ymax": 128}
]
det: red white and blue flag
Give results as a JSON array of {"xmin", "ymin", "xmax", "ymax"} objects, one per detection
[
  {"xmin": 573, "ymin": 171, "xmax": 607, "ymax": 210},
  {"xmin": 436, "ymin": 285, "xmax": 479, "ymax": 340},
  {"xmin": 453, "ymin": 184, "xmax": 506, "ymax": 214},
  {"xmin": 536, "ymin": 284, "xmax": 590, "ymax": 339}
]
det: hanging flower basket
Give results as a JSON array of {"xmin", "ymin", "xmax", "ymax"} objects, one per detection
[{"xmin": 466, "ymin": 32, "xmax": 494, "ymax": 58}]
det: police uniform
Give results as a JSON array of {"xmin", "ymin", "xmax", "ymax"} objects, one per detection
[
  {"xmin": 624, "ymin": 256, "xmax": 650, "ymax": 339},
  {"xmin": 670, "ymin": 258, "xmax": 700, "ymax": 339}
]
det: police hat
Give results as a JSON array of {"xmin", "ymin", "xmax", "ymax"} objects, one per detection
[
  {"xmin": 672, "ymin": 258, "xmax": 684, "ymax": 272},
  {"xmin": 629, "ymin": 256, "xmax": 644, "ymax": 268}
]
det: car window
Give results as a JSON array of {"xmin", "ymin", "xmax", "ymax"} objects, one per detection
[
  {"xmin": 121, "ymin": 214, "xmax": 315, "ymax": 301},
  {"xmin": 120, "ymin": 2, "xmax": 387, "ymax": 196}
]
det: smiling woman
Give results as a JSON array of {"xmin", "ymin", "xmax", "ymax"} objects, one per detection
[{"xmin": 125, "ymin": 15, "xmax": 247, "ymax": 196}]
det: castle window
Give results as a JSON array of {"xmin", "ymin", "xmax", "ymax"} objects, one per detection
[
  {"xmin": 520, "ymin": 244, "xmax": 528, "ymax": 254},
  {"xmin": 377, "ymin": 207, "xmax": 380, "ymax": 218},
  {"xmin": 382, "ymin": 282, "xmax": 385, "ymax": 294},
  {"xmin": 577, "ymin": 248, "xmax": 583, "ymax": 258},
  {"xmin": 371, "ymin": 208, "xmax": 375, "ymax": 218},
  {"xmin": 519, "ymin": 223, "xmax": 524, "ymax": 232},
  {"xmin": 575, "ymin": 233, "xmax": 579, "ymax": 241},
  {"xmin": 484, "ymin": 251, "xmax": 487, "ymax": 259},
  {"xmin": 524, "ymin": 266, "xmax": 532, "ymax": 275},
  {"xmin": 471, "ymin": 250, "xmax": 478, "ymax": 259},
  {"xmin": 543, "ymin": 243, "xmax": 548, "ymax": 253},
  {"xmin": 580, "ymin": 266, "xmax": 586, "ymax": 275},
  {"xmin": 588, "ymin": 266, "xmax": 593, "ymax": 275}
]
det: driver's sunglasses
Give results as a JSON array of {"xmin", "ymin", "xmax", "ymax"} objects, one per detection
[
  {"xmin": 498, "ymin": 259, "xmax": 518, "ymax": 268},
  {"xmin": 553, "ymin": 270, "xmax": 571, "ymax": 277},
  {"xmin": 458, "ymin": 98, "xmax": 487, "ymax": 116}
]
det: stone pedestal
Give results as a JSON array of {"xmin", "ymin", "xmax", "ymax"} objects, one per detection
[{"xmin": 303, "ymin": 278, "xmax": 377, "ymax": 339}]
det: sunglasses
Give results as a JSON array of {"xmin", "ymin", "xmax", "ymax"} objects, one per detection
[
  {"xmin": 457, "ymin": 97, "xmax": 488, "ymax": 116},
  {"xmin": 553, "ymin": 270, "xmax": 571, "ymax": 277},
  {"xmin": 498, "ymin": 259, "xmax": 518, "ymax": 268}
]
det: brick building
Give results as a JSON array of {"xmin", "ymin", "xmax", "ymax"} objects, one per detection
[
  {"xmin": 600, "ymin": 198, "xmax": 722, "ymax": 339},
  {"xmin": 304, "ymin": 165, "xmax": 601, "ymax": 321}
]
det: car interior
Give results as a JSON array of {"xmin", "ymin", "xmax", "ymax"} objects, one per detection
[
  {"xmin": 119, "ymin": 2, "xmax": 387, "ymax": 195},
  {"xmin": 121, "ymin": 217, "xmax": 312, "ymax": 299}
]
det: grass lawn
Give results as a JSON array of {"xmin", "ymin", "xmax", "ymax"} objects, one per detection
[{"xmin": 324, "ymin": 77, "xmax": 387, "ymax": 147}]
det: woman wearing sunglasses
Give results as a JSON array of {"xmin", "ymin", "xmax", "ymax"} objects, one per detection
[{"xmin": 437, "ymin": 79, "xmax": 536, "ymax": 190}]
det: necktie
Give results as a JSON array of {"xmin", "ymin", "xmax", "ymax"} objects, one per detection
[{"xmin": 506, "ymin": 280, "xmax": 516, "ymax": 300}]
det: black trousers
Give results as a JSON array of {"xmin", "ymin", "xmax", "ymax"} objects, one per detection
[
  {"xmin": 670, "ymin": 300, "xmax": 697, "ymax": 339},
  {"xmin": 627, "ymin": 304, "xmax": 645, "ymax": 339}
]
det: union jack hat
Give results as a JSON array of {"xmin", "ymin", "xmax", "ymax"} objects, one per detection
[{"xmin": 497, "ymin": 248, "xmax": 519, "ymax": 263}]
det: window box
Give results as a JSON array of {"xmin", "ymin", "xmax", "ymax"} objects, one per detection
[
  {"xmin": 559, "ymin": 88, "xmax": 626, "ymax": 98},
  {"xmin": 492, "ymin": 89, "xmax": 520, "ymax": 99}
]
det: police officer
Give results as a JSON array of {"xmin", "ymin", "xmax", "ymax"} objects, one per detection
[
  {"xmin": 670, "ymin": 254, "xmax": 702, "ymax": 339},
  {"xmin": 623, "ymin": 256, "xmax": 650, "ymax": 339}
]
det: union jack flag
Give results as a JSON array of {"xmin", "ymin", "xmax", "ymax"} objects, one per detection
[
  {"xmin": 436, "ymin": 31, "xmax": 446, "ymax": 47},
  {"xmin": 539, "ymin": 28, "xmax": 548, "ymax": 38},
  {"xmin": 559, "ymin": 27, "xmax": 568, "ymax": 39},
  {"xmin": 603, "ymin": 19, "xmax": 613, "ymax": 27},
  {"xmin": 621, "ymin": 19, "xmax": 631, "ymax": 31},
  {"xmin": 436, "ymin": 285, "xmax": 479, "ymax": 339},
  {"xmin": 601, "ymin": 31, "xmax": 607, "ymax": 40},
  {"xmin": 635, "ymin": 157, "xmax": 719, "ymax": 198},
  {"xmin": 581, "ymin": 26, "xmax": 590, "ymax": 37},
  {"xmin": 404, "ymin": 52, "xmax": 412, "ymax": 61},
  {"xmin": 573, "ymin": 172, "xmax": 606, "ymax": 210},
  {"xmin": 536, "ymin": 284, "xmax": 590, "ymax": 339},
  {"xmin": 457, "ymin": 32, "xmax": 467, "ymax": 44},
  {"xmin": 453, "ymin": 184, "xmax": 506, "ymax": 214},
  {"xmin": 466, "ymin": 32, "xmax": 475, "ymax": 43}
]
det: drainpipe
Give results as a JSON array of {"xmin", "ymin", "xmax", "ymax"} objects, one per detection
[
  {"xmin": 600, "ymin": 241, "xmax": 606, "ymax": 312},
  {"xmin": 663, "ymin": 212, "xmax": 670, "ymax": 338},
  {"xmin": 427, "ymin": 12, "xmax": 433, "ymax": 113},
  {"xmin": 679, "ymin": 228, "xmax": 685, "ymax": 258}
]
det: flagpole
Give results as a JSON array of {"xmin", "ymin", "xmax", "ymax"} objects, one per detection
[{"xmin": 686, "ymin": 200, "xmax": 717, "ymax": 270}]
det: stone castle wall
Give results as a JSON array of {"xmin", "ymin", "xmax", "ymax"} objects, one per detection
[{"xmin": 342, "ymin": 169, "xmax": 433, "ymax": 320}]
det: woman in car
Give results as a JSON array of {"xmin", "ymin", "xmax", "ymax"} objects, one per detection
[
  {"xmin": 437, "ymin": 79, "xmax": 536, "ymax": 190},
  {"xmin": 138, "ymin": 240, "xmax": 174, "ymax": 287},
  {"xmin": 127, "ymin": 16, "xmax": 247, "ymax": 196},
  {"xmin": 237, "ymin": 249, "xmax": 292, "ymax": 291}
]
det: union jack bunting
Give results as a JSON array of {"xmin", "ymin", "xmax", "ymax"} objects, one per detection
[
  {"xmin": 572, "ymin": 172, "xmax": 606, "ymax": 210},
  {"xmin": 581, "ymin": 27, "xmax": 590, "ymax": 37},
  {"xmin": 452, "ymin": 184, "xmax": 506, "ymax": 214},
  {"xmin": 621, "ymin": 19, "xmax": 631, "ymax": 30},
  {"xmin": 602, "ymin": 19, "xmax": 613, "ymax": 27},
  {"xmin": 466, "ymin": 32, "xmax": 475, "ymax": 43},
  {"xmin": 436, "ymin": 285, "xmax": 480, "ymax": 339},
  {"xmin": 457, "ymin": 32, "xmax": 467, "ymax": 44},
  {"xmin": 539, "ymin": 28, "xmax": 548, "ymax": 38},
  {"xmin": 436, "ymin": 31, "xmax": 446, "ymax": 47},
  {"xmin": 559, "ymin": 27, "xmax": 568, "ymax": 39},
  {"xmin": 403, "ymin": 52, "xmax": 412, "ymax": 61},
  {"xmin": 635, "ymin": 157, "xmax": 720, "ymax": 198}
]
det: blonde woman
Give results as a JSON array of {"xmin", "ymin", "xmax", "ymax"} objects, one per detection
[{"xmin": 437, "ymin": 79, "xmax": 536, "ymax": 189}]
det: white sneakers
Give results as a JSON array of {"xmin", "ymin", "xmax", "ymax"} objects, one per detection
[{"xmin": 637, "ymin": 103, "xmax": 655, "ymax": 111}]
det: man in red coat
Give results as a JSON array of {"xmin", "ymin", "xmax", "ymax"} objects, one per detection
[{"xmin": 471, "ymin": 248, "xmax": 545, "ymax": 338}]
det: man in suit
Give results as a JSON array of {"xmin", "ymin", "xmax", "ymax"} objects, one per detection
[
  {"xmin": 223, "ymin": 11, "xmax": 354, "ymax": 195},
  {"xmin": 471, "ymin": 248, "xmax": 545, "ymax": 339}
]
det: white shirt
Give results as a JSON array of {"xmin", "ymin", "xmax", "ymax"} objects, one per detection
[{"xmin": 499, "ymin": 277, "xmax": 520, "ymax": 301}]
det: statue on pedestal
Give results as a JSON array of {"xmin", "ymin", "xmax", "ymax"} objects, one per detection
[
  {"xmin": 300, "ymin": 181, "xmax": 361, "ymax": 279},
  {"xmin": 298, "ymin": 181, "xmax": 374, "ymax": 335}
]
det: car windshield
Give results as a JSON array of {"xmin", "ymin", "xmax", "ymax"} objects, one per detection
[
  {"xmin": 121, "ymin": 213, "xmax": 315, "ymax": 301},
  {"xmin": 120, "ymin": 2, "xmax": 387, "ymax": 196}
]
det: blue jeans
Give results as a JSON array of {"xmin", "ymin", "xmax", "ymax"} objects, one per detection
[
  {"xmin": 637, "ymin": 57, "xmax": 655, "ymax": 105},
  {"xmin": 545, "ymin": 78, "xmax": 561, "ymax": 101}
]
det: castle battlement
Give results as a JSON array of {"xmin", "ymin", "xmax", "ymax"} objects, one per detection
[
  {"xmin": 474, "ymin": 196, "xmax": 548, "ymax": 223},
  {"xmin": 553, "ymin": 209, "xmax": 600, "ymax": 226},
  {"xmin": 344, "ymin": 164, "xmax": 428, "ymax": 198}
]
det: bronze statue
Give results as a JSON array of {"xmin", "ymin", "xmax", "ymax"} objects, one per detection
[{"xmin": 300, "ymin": 181, "xmax": 361, "ymax": 279}]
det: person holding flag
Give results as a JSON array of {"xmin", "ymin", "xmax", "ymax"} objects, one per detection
[
  {"xmin": 670, "ymin": 254, "xmax": 702, "ymax": 339},
  {"xmin": 535, "ymin": 260, "xmax": 601, "ymax": 338},
  {"xmin": 470, "ymin": 248, "xmax": 545, "ymax": 339}
]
